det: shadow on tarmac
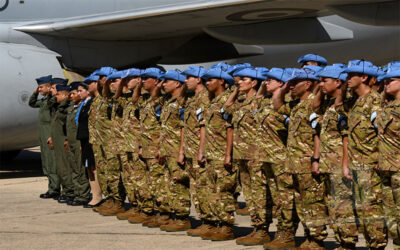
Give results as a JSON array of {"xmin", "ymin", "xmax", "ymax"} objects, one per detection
[{"xmin": 0, "ymin": 149, "xmax": 43, "ymax": 179}]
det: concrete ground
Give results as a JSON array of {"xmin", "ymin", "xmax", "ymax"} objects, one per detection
[{"xmin": 0, "ymin": 148, "xmax": 394, "ymax": 250}]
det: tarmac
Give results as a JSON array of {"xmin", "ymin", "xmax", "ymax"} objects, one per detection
[{"xmin": 0, "ymin": 148, "xmax": 394, "ymax": 250}]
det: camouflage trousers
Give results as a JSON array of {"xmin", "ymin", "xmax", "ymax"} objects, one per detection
[
  {"xmin": 120, "ymin": 152, "xmax": 148, "ymax": 208},
  {"xmin": 104, "ymin": 150, "xmax": 126, "ymax": 202},
  {"xmin": 351, "ymin": 168, "xmax": 388, "ymax": 248},
  {"xmin": 145, "ymin": 158, "xmax": 170, "ymax": 214},
  {"xmin": 186, "ymin": 158, "xmax": 216, "ymax": 221},
  {"xmin": 293, "ymin": 173, "xmax": 328, "ymax": 241},
  {"xmin": 377, "ymin": 170, "xmax": 400, "ymax": 248},
  {"xmin": 265, "ymin": 162, "xmax": 299, "ymax": 233},
  {"xmin": 92, "ymin": 144, "xmax": 108, "ymax": 197},
  {"xmin": 205, "ymin": 159, "xmax": 238, "ymax": 225},
  {"xmin": 165, "ymin": 157, "xmax": 190, "ymax": 217},
  {"xmin": 326, "ymin": 170, "xmax": 358, "ymax": 245},
  {"xmin": 236, "ymin": 159, "xmax": 272, "ymax": 228}
]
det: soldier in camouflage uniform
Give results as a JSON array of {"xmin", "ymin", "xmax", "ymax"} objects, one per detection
[
  {"xmin": 258, "ymin": 68, "xmax": 299, "ymax": 250},
  {"xmin": 29, "ymin": 75, "xmax": 60, "ymax": 199},
  {"xmin": 337, "ymin": 60, "xmax": 387, "ymax": 249},
  {"xmin": 179, "ymin": 66, "xmax": 215, "ymax": 236},
  {"xmin": 274, "ymin": 69, "xmax": 328, "ymax": 250},
  {"xmin": 224, "ymin": 67, "xmax": 272, "ymax": 246},
  {"xmin": 197, "ymin": 68, "xmax": 237, "ymax": 241},
  {"xmin": 157, "ymin": 70, "xmax": 191, "ymax": 232},
  {"xmin": 377, "ymin": 69, "xmax": 400, "ymax": 249},
  {"xmin": 65, "ymin": 82, "xmax": 91, "ymax": 205},
  {"xmin": 98, "ymin": 71, "xmax": 128, "ymax": 216},
  {"xmin": 313, "ymin": 66, "xmax": 358, "ymax": 249}
]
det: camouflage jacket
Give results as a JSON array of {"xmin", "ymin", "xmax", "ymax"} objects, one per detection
[
  {"xmin": 182, "ymin": 89, "xmax": 209, "ymax": 159},
  {"xmin": 88, "ymin": 94, "xmax": 101, "ymax": 145},
  {"xmin": 280, "ymin": 93, "xmax": 317, "ymax": 174},
  {"xmin": 317, "ymin": 97, "xmax": 347, "ymax": 173},
  {"xmin": 160, "ymin": 96, "xmax": 184, "ymax": 157},
  {"xmin": 66, "ymin": 102, "xmax": 80, "ymax": 145},
  {"xmin": 121, "ymin": 97, "xmax": 143, "ymax": 153},
  {"xmin": 204, "ymin": 90, "xmax": 233, "ymax": 161},
  {"xmin": 377, "ymin": 98, "xmax": 400, "ymax": 172},
  {"xmin": 140, "ymin": 94, "xmax": 164, "ymax": 159},
  {"xmin": 336, "ymin": 89, "xmax": 381, "ymax": 170},
  {"xmin": 94, "ymin": 95, "xmax": 113, "ymax": 146},
  {"xmin": 226, "ymin": 95, "xmax": 259, "ymax": 160},
  {"xmin": 255, "ymin": 97, "xmax": 287, "ymax": 168}
]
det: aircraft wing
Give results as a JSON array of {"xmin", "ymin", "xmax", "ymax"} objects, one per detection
[{"xmin": 13, "ymin": 0, "xmax": 363, "ymax": 43}]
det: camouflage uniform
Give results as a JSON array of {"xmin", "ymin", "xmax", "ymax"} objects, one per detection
[
  {"xmin": 316, "ymin": 97, "xmax": 358, "ymax": 246},
  {"xmin": 377, "ymin": 98, "xmax": 400, "ymax": 248},
  {"xmin": 204, "ymin": 90, "xmax": 237, "ymax": 225},
  {"xmin": 337, "ymin": 89, "xmax": 387, "ymax": 248},
  {"xmin": 66, "ymin": 102, "xmax": 90, "ymax": 202},
  {"xmin": 255, "ymin": 96, "xmax": 298, "ymax": 233},
  {"xmin": 227, "ymin": 95, "xmax": 272, "ymax": 228},
  {"xmin": 280, "ymin": 93, "xmax": 328, "ymax": 242},
  {"xmin": 182, "ymin": 89, "xmax": 214, "ymax": 221},
  {"xmin": 121, "ymin": 96, "xmax": 152, "ymax": 213},
  {"xmin": 140, "ymin": 94, "xmax": 170, "ymax": 214},
  {"xmin": 88, "ymin": 94, "xmax": 108, "ymax": 197},
  {"xmin": 160, "ymin": 96, "xmax": 190, "ymax": 217}
]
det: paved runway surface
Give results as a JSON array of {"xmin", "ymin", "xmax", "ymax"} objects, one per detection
[{"xmin": 0, "ymin": 148, "xmax": 394, "ymax": 249}]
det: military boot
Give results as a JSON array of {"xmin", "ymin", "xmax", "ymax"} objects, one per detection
[
  {"xmin": 94, "ymin": 198, "xmax": 113, "ymax": 213},
  {"xmin": 209, "ymin": 223, "xmax": 235, "ymax": 241},
  {"xmin": 236, "ymin": 207, "xmax": 250, "ymax": 216},
  {"xmin": 143, "ymin": 213, "xmax": 171, "ymax": 228},
  {"xmin": 160, "ymin": 216, "xmax": 191, "ymax": 232},
  {"xmin": 236, "ymin": 227, "xmax": 271, "ymax": 246},
  {"xmin": 199, "ymin": 222, "xmax": 220, "ymax": 240},
  {"xmin": 292, "ymin": 238, "xmax": 324, "ymax": 250},
  {"xmin": 187, "ymin": 221, "xmax": 213, "ymax": 237},
  {"xmin": 99, "ymin": 200, "xmax": 125, "ymax": 216},
  {"xmin": 263, "ymin": 229, "xmax": 296, "ymax": 249},
  {"xmin": 116, "ymin": 206, "xmax": 140, "ymax": 220},
  {"xmin": 128, "ymin": 212, "xmax": 154, "ymax": 224}
]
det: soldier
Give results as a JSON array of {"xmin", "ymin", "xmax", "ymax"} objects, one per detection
[
  {"xmin": 178, "ymin": 66, "xmax": 215, "ymax": 236},
  {"xmin": 156, "ymin": 70, "xmax": 192, "ymax": 232},
  {"xmin": 313, "ymin": 66, "xmax": 358, "ymax": 249},
  {"xmin": 64, "ymin": 82, "xmax": 91, "ymax": 206},
  {"xmin": 50, "ymin": 81, "xmax": 75, "ymax": 204},
  {"xmin": 97, "ymin": 70, "xmax": 128, "ymax": 216},
  {"xmin": 257, "ymin": 68, "xmax": 299, "ymax": 250},
  {"xmin": 376, "ymin": 67, "xmax": 400, "ymax": 249},
  {"xmin": 337, "ymin": 60, "xmax": 388, "ymax": 249},
  {"xmin": 273, "ymin": 69, "xmax": 329, "ymax": 249},
  {"xmin": 223, "ymin": 67, "xmax": 272, "ymax": 246},
  {"xmin": 197, "ymin": 68, "xmax": 237, "ymax": 241},
  {"xmin": 29, "ymin": 75, "xmax": 60, "ymax": 199},
  {"xmin": 297, "ymin": 54, "xmax": 327, "ymax": 67},
  {"xmin": 128, "ymin": 68, "xmax": 169, "ymax": 225}
]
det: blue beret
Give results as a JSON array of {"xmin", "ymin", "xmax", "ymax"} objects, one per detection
[
  {"xmin": 288, "ymin": 68, "xmax": 320, "ymax": 82},
  {"xmin": 182, "ymin": 66, "xmax": 206, "ymax": 78},
  {"xmin": 317, "ymin": 65, "xmax": 347, "ymax": 81},
  {"xmin": 83, "ymin": 75, "xmax": 99, "ymax": 83},
  {"xmin": 343, "ymin": 60, "xmax": 377, "ymax": 76},
  {"xmin": 298, "ymin": 54, "xmax": 327, "ymax": 66},
  {"xmin": 265, "ymin": 68, "xmax": 291, "ymax": 83},
  {"xmin": 233, "ymin": 68, "xmax": 266, "ymax": 81},
  {"xmin": 284, "ymin": 68, "xmax": 297, "ymax": 77},
  {"xmin": 332, "ymin": 63, "xmax": 347, "ymax": 69},
  {"xmin": 51, "ymin": 78, "xmax": 68, "ymax": 85},
  {"xmin": 93, "ymin": 67, "xmax": 116, "ymax": 77},
  {"xmin": 69, "ymin": 81, "xmax": 81, "ymax": 91},
  {"xmin": 125, "ymin": 68, "xmax": 143, "ymax": 78},
  {"xmin": 140, "ymin": 67, "xmax": 164, "ymax": 79},
  {"xmin": 56, "ymin": 84, "xmax": 70, "ymax": 92},
  {"xmin": 202, "ymin": 68, "xmax": 234, "ymax": 85},
  {"xmin": 36, "ymin": 75, "xmax": 52, "ymax": 85},
  {"xmin": 210, "ymin": 62, "xmax": 231, "ymax": 72},
  {"xmin": 161, "ymin": 70, "xmax": 187, "ymax": 83},
  {"xmin": 106, "ymin": 71, "xmax": 125, "ymax": 80},
  {"xmin": 380, "ymin": 67, "xmax": 400, "ymax": 81},
  {"xmin": 383, "ymin": 61, "xmax": 400, "ymax": 72},
  {"xmin": 303, "ymin": 65, "xmax": 324, "ymax": 75},
  {"xmin": 228, "ymin": 63, "xmax": 252, "ymax": 74}
]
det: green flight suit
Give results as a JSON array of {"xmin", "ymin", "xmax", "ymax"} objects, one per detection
[{"xmin": 29, "ymin": 93, "xmax": 60, "ymax": 194}]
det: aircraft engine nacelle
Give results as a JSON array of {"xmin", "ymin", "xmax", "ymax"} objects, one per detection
[{"xmin": 0, "ymin": 43, "xmax": 64, "ymax": 151}]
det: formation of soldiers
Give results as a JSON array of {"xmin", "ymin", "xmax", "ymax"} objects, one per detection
[{"xmin": 29, "ymin": 54, "xmax": 400, "ymax": 250}]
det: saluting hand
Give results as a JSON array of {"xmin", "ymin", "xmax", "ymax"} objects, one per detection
[{"xmin": 34, "ymin": 86, "xmax": 40, "ymax": 95}]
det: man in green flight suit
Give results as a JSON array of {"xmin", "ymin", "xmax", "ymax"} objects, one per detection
[{"xmin": 29, "ymin": 75, "xmax": 60, "ymax": 199}]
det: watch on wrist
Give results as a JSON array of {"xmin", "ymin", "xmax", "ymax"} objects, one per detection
[{"xmin": 310, "ymin": 156, "xmax": 320, "ymax": 164}]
